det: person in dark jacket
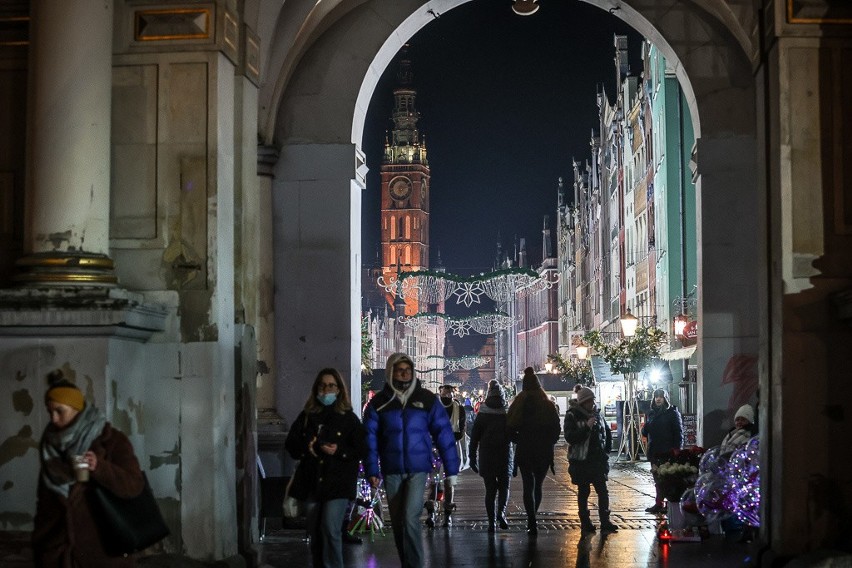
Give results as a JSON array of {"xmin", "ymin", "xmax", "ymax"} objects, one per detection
[
  {"xmin": 564, "ymin": 387, "xmax": 618, "ymax": 533},
  {"xmin": 640, "ymin": 388, "xmax": 684, "ymax": 513},
  {"xmin": 33, "ymin": 371, "xmax": 146, "ymax": 568},
  {"xmin": 363, "ymin": 353, "xmax": 459, "ymax": 568},
  {"xmin": 436, "ymin": 384, "xmax": 466, "ymax": 525},
  {"xmin": 507, "ymin": 367, "xmax": 561, "ymax": 536},
  {"xmin": 285, "ymin": 368, "xmax": 367, "ymax": 568},
  {"xmin": 469, "ymin": 380, "xmax": 514, "ymax": 533}
]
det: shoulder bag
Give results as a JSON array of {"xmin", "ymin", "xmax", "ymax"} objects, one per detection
[
  {"xmin": 567, "ymin": 414, "xmax": 591, "ymax": 461},
  {"xmin": 91, "ymin": 472, "xmax": 170, "ymax": 557}
]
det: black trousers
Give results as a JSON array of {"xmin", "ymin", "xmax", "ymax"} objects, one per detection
[{"xmin": 519, "ymin": 464, "xmax": 548, "ymax": 522}]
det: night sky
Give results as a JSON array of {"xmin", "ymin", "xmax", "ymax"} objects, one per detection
[{"xmin": 361, "ymin": 0, "xmax": 643, "ymax": 274}]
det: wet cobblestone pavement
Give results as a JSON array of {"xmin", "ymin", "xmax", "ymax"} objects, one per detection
[
  {"xmin": 259, "ymin": 446, "xmax": 760, "ymax": 567},
  {"xmin": 0, "ymin": 445, "xmax": 762, "ymax": 567}
]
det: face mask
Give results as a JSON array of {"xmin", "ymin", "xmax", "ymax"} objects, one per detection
[
  {"xmin": 392, "ymin": 379, "xmax": 412, "ymax": 391},
  {"xmin": 317, "ymin": 393, "xmax": 337, "ymax": 406}
]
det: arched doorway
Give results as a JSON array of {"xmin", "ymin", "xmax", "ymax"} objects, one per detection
[
  {"xmin": 265, "ymin": 0, "xmax": 759, "ymax": 453},
  {"xmin": 264, "ymin": 0, "xmax": 765, "ymax": 550}
]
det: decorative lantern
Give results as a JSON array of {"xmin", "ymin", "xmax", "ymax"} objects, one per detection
[
  {"xmin": 620, "ymin": 310, "xmax": 639, "ymax": 337},
  {"xmin": 511, "ymin": 0, "xmax": 540, "ymax": 16},
  {"xmin": 673, "ymin": 312, "xmax": 689, "ymax": 339},
  {"xmin": 576, "ymin": 339, "xmax": 589, "ymax": 361}
]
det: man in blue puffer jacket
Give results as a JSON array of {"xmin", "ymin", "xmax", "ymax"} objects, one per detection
[{"xmin": 364, "ymin": 352, "xmax": 459, "ymax": 568}]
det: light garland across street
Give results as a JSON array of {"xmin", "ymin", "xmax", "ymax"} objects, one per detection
[
  {"xmin": 398, "ymin": 311, "xmax": 522, "ymax": 337},
  {"xmin": 415, "ymin": 355, "xmax": 493, "ymax": 373},
  {"xmin": 377, "ymin": 267, "xmax": 557, "ymax": 307}
]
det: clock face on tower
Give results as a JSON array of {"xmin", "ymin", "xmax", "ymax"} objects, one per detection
[{"xmin": 389, "ymin": 176, "xmax": 412, "ymax": 201}]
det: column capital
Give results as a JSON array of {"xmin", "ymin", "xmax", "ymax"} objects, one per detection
[{"xmin": 257, "ymin": 144, "xmax": 279, "ymax": 177}]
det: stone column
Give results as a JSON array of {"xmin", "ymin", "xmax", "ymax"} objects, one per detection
[
  {"xmin": 694, "ymin": 134, "xmax": 761, "ymax": 447},
  {"xmin": 18, "ymin": 0, "xmax": 116, "ymax": 285},
  {"xmin": 273, "ymin": 143, "xmax": 365, "ymax": 424},
  {"xmin": 256, "ymin": 144, "xmax": 279, "ymax": 411}
]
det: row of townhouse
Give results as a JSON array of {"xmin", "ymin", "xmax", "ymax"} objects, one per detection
[{"xmin": 556, "ymin": 36, "xmax": 699, "ymax": 406}]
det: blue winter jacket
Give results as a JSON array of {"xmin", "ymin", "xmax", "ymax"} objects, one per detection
[{"xmin": 363, "ymin": 381, "xmax": 460, "ymax": 479}]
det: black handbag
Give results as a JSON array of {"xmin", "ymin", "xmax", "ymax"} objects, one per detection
[{"xmin": 91, "ymin": 472, "xmax": 170, "ymax": 556}]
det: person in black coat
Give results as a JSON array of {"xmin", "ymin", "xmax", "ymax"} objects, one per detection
[
  {"xmin": 564, "ymin": 387, "xmax": 618, "ymax": 533},
  {"xmin": 285, "ymin": 368, "xmax": 367, "ymax": 568},
  {"xmin": 469, "ymin": 380, "xmax": 515, "ymax": 533},
  {"xmin": 507, "ymin": 368, "xmax": 561, "ymax": 536},
  {"xmin": 640, "ymin": 388, "xmax": 684, "ymax": 513}
]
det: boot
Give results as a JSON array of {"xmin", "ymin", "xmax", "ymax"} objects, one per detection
[
  {"xmin": 442, "ymin": 503, "xmax": 456, "ymax": 527},
  {"xmin": 527, "ymin": 516, "xmax": 538, "ymax": 536},
  {"xmin": 497, "ymin": 509, "xmax": 509, "ymax": 530},
  {"xmin": 424, "ymin": 501, "xmax": 437, "ymax": 529},
  {"xmin": 599, "ymin": 510, "xmax": 619, "ymax": 533},
  {"xmin": 579, "ymin": 510, "xmax": 596, "ymax": 533},
  {"xmin": 486, "ymin": 499, "xmax": 496, "ymax": 533},
  {"xmin": 645, "ymin": 498, "xmax": 665, "ymax": 514}
]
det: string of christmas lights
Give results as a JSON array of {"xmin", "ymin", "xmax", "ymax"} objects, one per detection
[
  {"xmin": 415, "ymin": 354, "xmax": 492, "ymax": 373},
  {"xmin": 377, "ymin": 268, "xmax": 557, "ymax": 307},
  {"xmin": 399, "ymin": 311, "xmax": 521, "ymax": 337}
]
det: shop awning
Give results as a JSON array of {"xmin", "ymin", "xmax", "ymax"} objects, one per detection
[{"xmin": 659, "ymin": 345, "xmax": 697, "ymax": 361}]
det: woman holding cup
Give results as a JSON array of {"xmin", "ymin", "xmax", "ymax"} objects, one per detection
[{"xmin": 33, "ymin": 371, "xmax": 145, "ymax": 567}]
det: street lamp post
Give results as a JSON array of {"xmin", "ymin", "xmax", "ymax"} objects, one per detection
[{"xmin": 617, "ymin": 310, "xmax": 647, "ymax": 462}]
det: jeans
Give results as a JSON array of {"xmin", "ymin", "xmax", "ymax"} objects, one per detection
[
  {"xmin": 304, "ymin": 498, "xmax": 349, "ymax": 568},
  {"xmin": 384, "ymin": 472, "xmax": 427, "ymax": 568},
  {"xmin": 519, "ymin": 464, "xmax": 548, "ymax": 523}
]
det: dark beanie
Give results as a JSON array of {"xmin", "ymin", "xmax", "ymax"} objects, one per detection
[
  {"xmin": 486, "ymin": 380, "xmax": 502, "ymax": 399},
  {"xmin": 522, "ymin": 367, "xmax": 541, "ymax": 391}
]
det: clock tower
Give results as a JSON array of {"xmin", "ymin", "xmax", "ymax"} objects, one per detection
[{"xmin": 380, "ymin": 48, "xmax": 430, "ymax": 316}]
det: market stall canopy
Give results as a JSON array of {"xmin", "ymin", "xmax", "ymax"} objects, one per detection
[{"xmin": 590, "ymin": 356, "xmax": 673, "ymax": 383}]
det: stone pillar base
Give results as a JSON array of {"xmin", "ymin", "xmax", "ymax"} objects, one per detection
[{"xmin": 13, "ymin": 252, "xmax": 118, "ymax": 286}]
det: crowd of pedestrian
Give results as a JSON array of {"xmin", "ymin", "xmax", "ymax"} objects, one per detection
[{"xmin": 34, "ymin": 351, "xmax": 757, "ymax": 568}]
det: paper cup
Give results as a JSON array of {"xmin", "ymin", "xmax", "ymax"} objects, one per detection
[{"xmin": 72, "ymin": 455, "xmax": 90, "ymax": 482}]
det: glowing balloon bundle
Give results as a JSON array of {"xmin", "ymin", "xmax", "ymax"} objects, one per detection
[{"xmin": 693, "ymin": 436, "xmax": 760, "ymax": 526}]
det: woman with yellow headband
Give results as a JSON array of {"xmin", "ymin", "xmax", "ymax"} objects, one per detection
[{"xmin": 32, "ymin": 370, "xmax": 145, "ymax": 567}]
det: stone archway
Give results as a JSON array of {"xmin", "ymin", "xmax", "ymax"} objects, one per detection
[
  {"xmin": 268, "ymin": 0, "xmax": 760, "ymax": 442},
  {"xmin": 266, "ymin": 0, "xmax": 763, "ymax": 546}
]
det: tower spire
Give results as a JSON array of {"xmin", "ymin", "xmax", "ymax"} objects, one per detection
[{"xmin": 388, "ymin": 45, "xmax": 427, "ymax": 165}]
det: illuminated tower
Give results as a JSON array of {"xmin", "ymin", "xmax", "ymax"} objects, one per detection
[{"xmin": 380, "ymin": 47, "xmax": 430, "ymax": 316}]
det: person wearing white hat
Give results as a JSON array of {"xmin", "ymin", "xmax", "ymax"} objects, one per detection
[
  {"xmin": 720, "ymin": 404, "xmax": 758, "ymax": 453},
  {"xmin": 564, "ymin": 386, "xmax": 618, "ymax": 533}
]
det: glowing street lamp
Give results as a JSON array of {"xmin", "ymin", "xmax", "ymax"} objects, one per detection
[
  {"xmin": 544, "ymin": 361, "xmax": 554, "ymax": 373},
  {"xmin": 673, "ymin": 312, "xmax": 689, "ymax": 339},
  {"xmin": 511, "ymin": 0, "xmax": 540, "ymax": 16},
  {"xmin": 620, "ymin": 310, "xmax": 639, "ymax": 337},
  {"xmin": 576, "ymin": 340, "xmax": 589, "ymax": 361}
]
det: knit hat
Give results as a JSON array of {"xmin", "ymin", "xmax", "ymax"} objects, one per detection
[
  {"xmin": 486, "ymin": 380, "xmax": 502, "ymax": 399},
  {"xmin": 521, "ymin": 367, "xmax": 541, "ymax": 391},
  {"xmin": 44, "ymin": 371, "xmax": 85, "ymax": 411},
  {"xmin": 576, "ymin": 387, "xmax": 596, "ymax": 405},
  {"xmin": 735, "ymin": 404, "xmax": 754, "ymax": 424}
]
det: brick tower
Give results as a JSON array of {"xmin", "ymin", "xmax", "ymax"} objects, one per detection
[{"xmin": 380, "ymin": 47, "xmax": 430, "ymax": 316}]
